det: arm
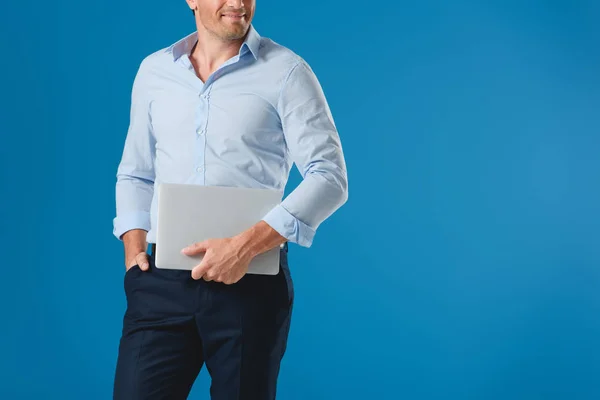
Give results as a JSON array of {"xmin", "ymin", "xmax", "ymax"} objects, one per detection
[
  {"xmin": 184, "ymin": 60, "xmax": 347, "ymax": 281},
  {"xmin": 112, "ymin": 59, "xmax": 156, "ymax": 265},
  {"xmin": 246, "ymin": 59, "xmax": 349, "ymax": 251}
]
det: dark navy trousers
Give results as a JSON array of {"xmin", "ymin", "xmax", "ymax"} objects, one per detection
[{"xmin": 113, "ymin": 244, "xmax": 294, "ymax": 400}]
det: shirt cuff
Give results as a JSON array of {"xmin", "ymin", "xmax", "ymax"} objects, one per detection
[
  {"xmin": 261, "ymin": 204, "xmax": 316, "ymax": 248},
  {"xmin": 113, "ymin": 211, "xmax": 151, "ymax": 241}
]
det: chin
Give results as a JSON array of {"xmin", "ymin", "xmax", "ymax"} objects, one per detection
[{"xmin": 221, "ymin": 27, "xmax": 248, "ymax": 40}]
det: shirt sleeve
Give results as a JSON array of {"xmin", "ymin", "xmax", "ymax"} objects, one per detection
[
  {"xmin": 112, "ymin": 58, "xmax": 156, "ymax": 241},
  {"xmin": 261, "ymin": 59, "xmax": 349, "ymax": 248}
]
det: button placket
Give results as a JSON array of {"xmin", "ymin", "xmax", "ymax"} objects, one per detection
[{"xmin": 194, "ymin": 91, "xmax": 209, "ymax": 183}]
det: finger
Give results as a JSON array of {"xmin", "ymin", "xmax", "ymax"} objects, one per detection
[
  {"xmin": 225, "ymin": 273, "xmax": 243, "ymax": 285},
  {"xmin": 181, "ymin": 240, "xmax": 209, "ymax": 255},
  {"xmin": 191, "ymin": 261, "xmax": 211, "ymax": 280},
  {"xmin": 203, "ymin": 270, "xmax": 218, "ymax": 282},
  {"xmin": 136, "ymin": 252, "xmax": 150, "ymax": 271}
]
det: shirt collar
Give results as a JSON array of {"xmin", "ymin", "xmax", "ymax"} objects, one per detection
[{"xmin": 169, "ymin": 24, "xmax": 261, "ymax": 62}]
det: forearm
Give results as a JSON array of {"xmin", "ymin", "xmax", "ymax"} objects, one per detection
[{"xmin": 261, "ymin": 166, "xmax": 348, "ymax": 248}]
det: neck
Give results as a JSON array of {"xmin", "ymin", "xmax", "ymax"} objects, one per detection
[{"xmin": 190, "ymin": 24, "xmax": 247, "ymax": 72}]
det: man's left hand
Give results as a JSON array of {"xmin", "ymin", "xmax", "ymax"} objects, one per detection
[{"xmin": 181, "ymin": 237, "xmax": 253, "ymax": 284}]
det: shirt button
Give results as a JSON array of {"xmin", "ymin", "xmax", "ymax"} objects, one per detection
[
  {"xmin": 197, "ymin": 129, "xmax": 205, "ymax": 135},
  {"xmin": 196, "ymin": 166, "xmax": 203, "ymax": 173}
]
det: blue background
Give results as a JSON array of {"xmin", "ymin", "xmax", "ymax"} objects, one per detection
[{"xmin": 1, "ymin": 0, "xmax": 599, "ymax": 398}]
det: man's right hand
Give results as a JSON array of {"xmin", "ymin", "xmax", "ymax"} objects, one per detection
[{"xmin": 126, "ymin": 251, "xmax": 150, "ymax": 272}]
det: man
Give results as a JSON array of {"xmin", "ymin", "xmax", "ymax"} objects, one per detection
[{"xmin": 112, "ymin": 0, "xmax": 348, "ymax": 398}]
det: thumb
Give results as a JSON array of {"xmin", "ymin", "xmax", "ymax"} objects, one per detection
[
  {"xmin": 136, "ymin": 252, "xmax": 150, "ymax": 271},
  {"xmin": 182, "ymin": 240, "xmax": 209, "ymax": 255}
]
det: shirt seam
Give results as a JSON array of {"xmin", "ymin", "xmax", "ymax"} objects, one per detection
[
  {"xmin": 276, "ymin": 59, "xmax": 302, "ymax": 114},
  {"xmin": 276, "ymin": 59, "xmax": 302, "ymax": 188}
]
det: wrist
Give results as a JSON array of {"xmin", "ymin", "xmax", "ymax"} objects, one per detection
[
  {"xmin": 234, "ymin": 230, "xmax": 260, "ymax": 260},
  {"xmin": 122, "ymin": 229, "xmax": 148, "ymax": 259},
  {"xmin": 234, "ymin": 220, "xmax": 286, "ymax": 260}
]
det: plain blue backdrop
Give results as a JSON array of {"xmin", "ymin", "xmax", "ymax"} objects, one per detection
[{"xmin": 1, "ymin": 0, "xmax": 599, "ymax": 398}]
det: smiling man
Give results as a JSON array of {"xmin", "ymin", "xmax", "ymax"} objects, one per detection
[{"xmin": 111, "ymin": 0, "xmax": 348, "ymax": 399}]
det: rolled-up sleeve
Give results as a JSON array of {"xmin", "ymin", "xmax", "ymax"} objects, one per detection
[
  {"xmin": 261, "ymin": 59, "xmax": 349, "ymax": 248},
  {"xmin": 112, "ymin": 59, "xmax": 156, "ymax": 241}
]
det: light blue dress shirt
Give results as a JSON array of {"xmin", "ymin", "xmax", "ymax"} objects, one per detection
[{"xmin": 113, "ymin": 25, "xmax": 348, "ymax": 248}]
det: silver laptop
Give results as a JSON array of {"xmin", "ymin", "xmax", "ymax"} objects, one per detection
[{"xmin": 154, "ymin": 183, "xmax": 284, "ymax": 275}]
